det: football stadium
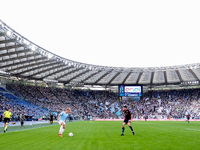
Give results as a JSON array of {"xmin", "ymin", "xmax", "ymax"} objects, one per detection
[{"xmin": 0, "ymin": 1, "xmax": 200, "ymax": 150}]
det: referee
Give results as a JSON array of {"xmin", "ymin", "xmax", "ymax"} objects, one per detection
[
  {"xmin": 20, "ymin": 112, "xmax": 25, "ymax": 127},
  {"xmin": 3, "ymin": 108, "xmax": 12, "ymax": 133}
]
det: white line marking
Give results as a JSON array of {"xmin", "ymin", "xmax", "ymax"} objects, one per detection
[
  {"xmin": 0, "ymin": 124, "xmax": 59, "ymax": 134},
  {"xmin": 186, "ymin": 128, "xmax": 200, "ymax": 131},
  {"xmin": 0, "ymin": 121, "xmax": 80, "ymax": 134}
]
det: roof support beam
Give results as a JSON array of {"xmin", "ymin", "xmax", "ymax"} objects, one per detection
[
  {"xmin": 13, "ymin": 61, "xmax": 59, "ymax": 76},
  {"xmin": 150, "ymin": 71, "xmax": 154, "ymax": 85},
  {"xmin": 94, "ymin": 71, "xmax": 110, "ymax": 84},
  {"xmin": 122, "ymin": 71, "xmax": 132, "ymax": 84},
  {"xmin": 82, "ymin": 71, "xmax": 100, "ymax": 82},
  {"xmin": 0, "ymin": 53, "xmax": 41, "ymax": 63},
  {"xmin": 189, "ymin": 69, "xmax": 200, "ymax": 81},
  {"xmin": 136, "ymin": 71, "xmax": 143, "ymax": 84},
  {"xmin": 175, "ymin": 70, "xmax": 183, "ymax": 82},
  {"xmin": 40, "ymin": 66, "xmax": 73, "ymax": 79},
  {"xmin": 0, "ymin": 57, "xmax": 46, "ymax": 69},
  {"xmin": 27, "ymin": 64, "xmax": 65, "ymax": 78},
  {"xmin": 0, "ymin": 49, "xmax": 31, "ymax": 57},
  {"xmin": 107, "ymin": 72, "xmax": 121, "ymax": 85},
  {"xmin": 0, "ymin": 39, "xmax": 15, "ymax": 44},
  {"xmin": 64, "ymin": 70, "xmax": 89, "ymax": 84},
  {"xmin": 0, "ymin": 45, "xmax": 23, "ymax": 51},
  {"xmin": 55, "ymin": 68, "xmax": 83, "ymax": 80},
  {"xmin": 164, "ymin": 71, "xmax": 168, "ymax": 84},
  {"xmin": 8, "ymin": 60, "xmax": 52, "ymax": 72}
]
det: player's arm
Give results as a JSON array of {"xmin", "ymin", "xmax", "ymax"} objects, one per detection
[
  {"xmin": 65, "ymin": 118, "xmax": 67, "ymax": 123},
  {"xmin": 57, "ymin": 114, "xmax": 61, "ymax": 121},
  {"xmin": 10, "ymin": 114, "xmax": 12, "ymax": 123}
]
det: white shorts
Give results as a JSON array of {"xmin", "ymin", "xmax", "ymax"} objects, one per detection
[{"xmin": 59, "ymin": 120, "xmax": 66, "ymax": 125}]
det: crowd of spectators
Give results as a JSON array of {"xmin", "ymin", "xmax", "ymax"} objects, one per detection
[
  {"xmin": 0, "ymin": 92, "xmax": 49, "ymax": 121},
  {"xmin": 2, "ymin": 83, "xmax": 200, "ymax": 120}
]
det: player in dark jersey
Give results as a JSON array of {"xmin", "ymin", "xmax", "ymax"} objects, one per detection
[
  {"xmin": 145, "ymin": 115, "xmax": 148, "ymax": 122},
  {"xmin": 50, "ymin": 113, "xmax": 53, "ymax": 124},
  {"xmin": 121, "ymin": 105, "xmax": 135, "ymax": 136},
  {"xmin": 20, "ymin": 112, "xmax": 25, "ymax": 127},
  {"xmin": 186, "ymin": 114, "xmax": 190, "ymax": 124}
]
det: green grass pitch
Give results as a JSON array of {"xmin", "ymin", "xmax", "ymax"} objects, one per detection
[{"xmin": 0, "ymin": 121, "xmax": 200, "ymax": 150}]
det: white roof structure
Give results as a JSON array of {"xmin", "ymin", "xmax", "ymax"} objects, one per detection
[{"xmin": 0, "ymin": 19, "xmax": 200, "ymax": 86}]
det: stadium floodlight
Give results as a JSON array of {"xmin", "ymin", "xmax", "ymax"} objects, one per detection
[
  {"xmin": 23, "ymin": 39, "xmax": 29, "ymax": 45},
  {"xmin": 16, "ymin": 36, "xmax": 23, "ymax": 43},
  {"xmin": 31, "ymin": 45, "xmax": 36, "ymax": 51},
  {"xmin": 6, "ymin": 30, "xmax": 11, "ymax": 36},
  {"xmin": 47, "ymin": 53, "xmax": 53, "ymax": 59}
]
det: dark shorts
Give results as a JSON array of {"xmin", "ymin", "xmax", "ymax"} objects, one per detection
[
  {"xmin": 4, "ymin": 118, "xmax": 10, "ymax": 124},
  {"xmin": 187, "ymin": 117, "xmax": 190, "ymax": 120},
  {"xmin": 21, "ymin": 120, "xmax": 24, "ymax": 124},
  {"xmin": 123, "ymin": 119, "xmax": 131, "ymax": 124}
]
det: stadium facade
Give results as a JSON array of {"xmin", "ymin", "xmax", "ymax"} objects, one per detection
[{"xmin": 0, "ymin": 19, "xmax": 200, "ymax": 90}]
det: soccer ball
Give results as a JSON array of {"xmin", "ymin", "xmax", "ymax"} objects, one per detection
[{"xmin": 69, "ymin": 132, "xmax": 73, "ymax": 137}]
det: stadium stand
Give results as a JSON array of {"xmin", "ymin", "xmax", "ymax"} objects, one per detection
[{"xmin": 0, "ymin": 83, "xmax": 199, "ymax": 121}]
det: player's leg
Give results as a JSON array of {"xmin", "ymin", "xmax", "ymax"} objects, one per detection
[
  {"xmin": 62, "ymin": 123, "xmax": 66, "ymax": 134},
  {"xmin": 4, "ymin": 122, "xmax": 8, "ymax": 132},
  {"xmin": 59, "ymin": 121, "xmax": 63, "ymax": 137},
  {"xmin": 4, "ymin": 122, "xmax": 6, "ymax": 133},
  {"xmin": 128, "ymin": 121, "xmax": 135, "ymax": 135},
  {"xmin": 21, "ymin": 120, "xmax": 24, "ymax": 127},
  {"xmin": 4, "ymin": 119, "xmax": 8, "ymax": 133},
  {"xmin": 188, "ymin": 118, "xmax": 190, "ymax": 124},
  {"xmin": 59, "ymin": 121, "xmax": 66, "ymax": 137},
  {"xmin": 121, "ymin": 120, "xmax": 126, "ymax": 136}
]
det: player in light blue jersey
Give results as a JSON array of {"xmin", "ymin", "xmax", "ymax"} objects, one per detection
[{"xmin": 57, "ymin": 108, "xmax": 71, "ymax": 137}]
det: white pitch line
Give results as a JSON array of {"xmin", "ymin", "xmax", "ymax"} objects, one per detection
[
  {"xmin": 0, "ymin": 121, "xmax": 82, "ymax": 134},
  {"xmin": 0, "ymin": 124, "xmax": 59, "ymax": 134},
  {"xmin": 186, "ymin": 128, "xmax": 200, "ymax": 131}
]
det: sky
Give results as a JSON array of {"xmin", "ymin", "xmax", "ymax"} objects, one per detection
[{"xmin": 0, "ymin": 0, "xmax": 200, "ymax": 68}]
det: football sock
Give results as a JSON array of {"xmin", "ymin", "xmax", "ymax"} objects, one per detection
[
  {"xmin": 4, "ymin": 125, "xmax": 7, "ymax": 131},
  {"xmin": 59, "ymin": 126, "xmax": 63, "ymax": 134},
  {"xmin": 61, "ymin": 128, "xmax": 65, "ymax": 134},
  {"xmin": 122, "ymin": 127, "xmax": 125, "ymax": 133},
  {"xmin": 129, "ymin": 126, "xmax": 133, "ymax": 132}
]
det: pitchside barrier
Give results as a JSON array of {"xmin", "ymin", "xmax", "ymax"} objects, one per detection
[{"xmin": 95, "ymin": 119, "xmax": 200, "ymax": 121}]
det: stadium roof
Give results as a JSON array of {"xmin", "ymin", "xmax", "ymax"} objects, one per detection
[{"xmin": 0, "ymin": 19, "xmax": 200, "ymax": 86}]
